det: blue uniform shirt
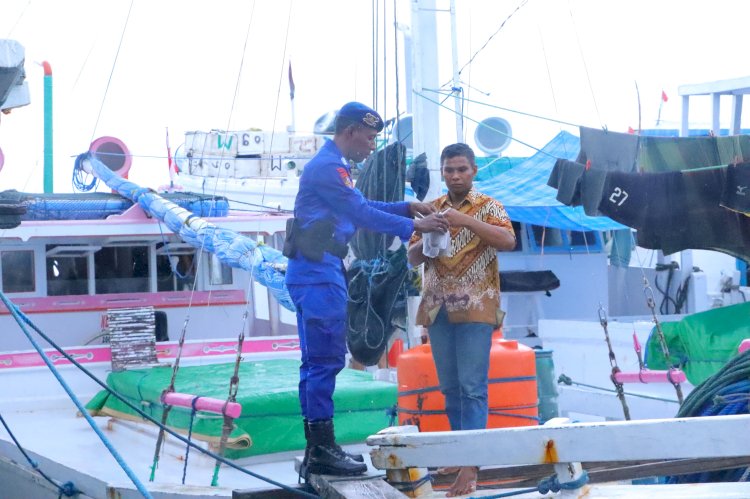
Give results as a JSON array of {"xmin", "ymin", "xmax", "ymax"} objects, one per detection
[{"xmin": 285, "ymin": 139, "xmax": 414, "ymax": 287}]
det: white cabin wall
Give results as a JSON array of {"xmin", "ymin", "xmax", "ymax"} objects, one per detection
[{"xmin": 499, "ymin": 251, "xmax": 609, "ymax": 340}]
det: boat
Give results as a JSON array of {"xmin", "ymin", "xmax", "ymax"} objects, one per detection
[{"xmin": 172, "ymin": 128, "xmax": 323, "ymax": 213}]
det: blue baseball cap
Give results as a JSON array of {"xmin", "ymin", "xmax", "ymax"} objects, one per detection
[{"xmin": 336, "ymin": 101, "xmax": 384, "ymax": 132}]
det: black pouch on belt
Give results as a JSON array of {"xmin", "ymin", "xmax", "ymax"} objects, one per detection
[
  {"xmin": 295, "ymin": 219, "xmax": 348, "ymax": 261},
  {"xmin": 282, "ymin": 217, "xmax": 298, "ymax": 258}
]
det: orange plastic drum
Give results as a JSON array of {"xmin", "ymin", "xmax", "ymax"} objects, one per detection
[{"xmin": 397, "ymin": 336, "xmax": 538, "ymax": 432}]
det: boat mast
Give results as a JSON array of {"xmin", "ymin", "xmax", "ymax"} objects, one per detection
[
  {"xmin": 449, "ymin": 0, "xmax": 463, "ymax": 142},
  {"xmin": 411, "ymin": 0, "xmax": 441, "ymax": 201}
]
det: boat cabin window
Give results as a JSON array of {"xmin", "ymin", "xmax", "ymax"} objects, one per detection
[
  {"xmin": 46, "ymin": 246, "xmax": 89, "ymax": 296},
  {"xmin": 530, "ymin": 225, "xmax": 564, "ymax": 248},
  {"xmin": 526, "ymin": 224, "xmax": 602, "ymax": 253},
  {"xmin": 208, "ymin": 253, "xmax": 233, "ymax": 285},
  {"xmin": 156, "ymin": 251, "xmax": 197, "ymax": 291},
  {"xmin": 1, "ymin": 250, "xmax": 34, "ymax": 293},
  {"xmin": 509, "ymin": 221, "xmax": 523, "ymax": 252},
  {"xmin": 94, "ymin": 246, "xmax": 150, "ymax": 294}
]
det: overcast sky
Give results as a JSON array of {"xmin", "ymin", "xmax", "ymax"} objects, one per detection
[{"xmin": 2, "ymin": 0, "xmax": 749, "ymax": 192}]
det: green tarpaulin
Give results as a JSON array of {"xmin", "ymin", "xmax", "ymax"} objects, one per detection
[
  {"xmin": 645, "ymin": 302, "xmax": 750, "ymax": 385},
  {"xmin": 86, "ymin": 359, "xmax": 396, "ymax": 458}
]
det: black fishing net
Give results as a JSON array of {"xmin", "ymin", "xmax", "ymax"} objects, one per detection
[{"xmin": 347, "ymin": 143, "xmax": 410, "ymax": 365}]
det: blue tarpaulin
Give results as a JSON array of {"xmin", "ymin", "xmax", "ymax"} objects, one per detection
[{"xmin": 474, "ymin": 131, "xmax": 626, "ymax": 232}]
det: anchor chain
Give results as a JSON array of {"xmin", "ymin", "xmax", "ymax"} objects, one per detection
[
  {"xmin": 597, "ymin": 304, "xmax": 631, "ymax": 420},
  {"xmin": 643, "ymin": 279, "xmax": 684, "ymax": 405}
]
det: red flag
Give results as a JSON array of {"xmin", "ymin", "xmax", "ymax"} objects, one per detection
[
  {"xmin": 661, "ymin": 90, "xmax": 668, "ymax": 103},
  {"xmin": 628, "ymin": 126, "xmax": 635, "ymax": 134}
]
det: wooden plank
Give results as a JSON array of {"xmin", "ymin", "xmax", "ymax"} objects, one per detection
[
  {"xmin": 308, "ymin": 473, "xmax": 404, "ymax": 499},
  {"xmin": 369, "ymin": 415, "xmax": 750, "ymax": 468},
  {"xmin": 430, "ymin": 457, "xmax": 750, "ymax": 490},
  {"xmin": 232, "ymin": 486, "xmax": 312, "ymax": 499},
  {"xmin": 587, "ymin": 457, "xmax": 750, "ymax": 486}
]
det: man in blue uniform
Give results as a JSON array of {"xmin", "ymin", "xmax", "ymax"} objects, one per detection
[{"xmin": 285, "ymin": 102, "xmax": 448, "ymax": 477}]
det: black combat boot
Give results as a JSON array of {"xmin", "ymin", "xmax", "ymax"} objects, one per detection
[
  {"xmin": 304, "ymin": 419, "xmax": 364, "ymax": 463},
  {"xmin": 306, "ymin": 419, "xmax": 367, "ymax": 476}
]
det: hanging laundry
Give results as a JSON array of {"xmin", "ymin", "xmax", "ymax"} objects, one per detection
[
  {"xmin": 721, "ymin": 162, "xmax": 750, "ymax": 215},
  {"xmin": 596, "ymin": 168, "xmax": 750, "ymax": 260},
  {"xmin": 577, "ymin": 126, "xmax": 639, "ymax": 174}
]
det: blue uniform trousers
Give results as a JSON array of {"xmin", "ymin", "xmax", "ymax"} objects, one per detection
[{"xmin": 288, "ymin": 282, "xmax": 348, "ymax": 421}]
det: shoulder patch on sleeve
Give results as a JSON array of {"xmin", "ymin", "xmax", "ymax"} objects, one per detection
[{"xmin": 336, "ymin": 167, "xmax": 354, "ymax": 188}]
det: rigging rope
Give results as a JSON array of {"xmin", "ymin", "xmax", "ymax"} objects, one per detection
[
  {"xmin": 211, "ymin": 293, "xmax": 251, "ymax": 487},
  {"xmin": 557, "ymin": 374, "xmax": 679, "ymax": 404},
  {"xmin": 425, "ymin": 89, "xmax": 582, "ymax": 129},
  {"xmin": 88, "ymin": 0, "xmax": 134, "ymax": 150},
  {"xmin": 0, "ymin": 413, "xmax": 80, "ymax": 497},
  {"xmin": 597, "ymin": 304, "xmax": 631, "ymax": 420},
  {"xmin": 414, "ymin": 90, "xmax": 554, "ymax": 156},
  {"xmin": 467, "ymin": 470, "xmax": 589, "ymax": 498},
  {"xmin": 567, "ymin": 3, "xmax": 601, "ymax": 127},
  {"xmin": 181, "ymin": 397, "xmax": 201, "ymax": 485},
  {"xmin": 2, "ymin": 292, "xmax": 316, "ymax": 498},
  {"xmin": 449, "ymin": 0, "xmax": 529, "ymax": 84},
  {"xmin": 643, "ymin": 280, "xmax": 684, "ymax": 405}
]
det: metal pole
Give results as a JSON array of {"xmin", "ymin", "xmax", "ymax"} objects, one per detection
[
  {"xmin": 42, "ymin": 61, "xmax": 53, "ymax": 193},
  {"xmin": 450, "ymin": 0, "xmax": 463, "ymax": 142}
]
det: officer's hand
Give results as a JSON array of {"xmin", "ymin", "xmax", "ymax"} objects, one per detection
[
  {"xmin": 409, "ymin": 202, "xmax": 437, "ymax": 218},
  {"xmin": 413, "ymin": 213, "xmax": 449, "ymax": 233}
]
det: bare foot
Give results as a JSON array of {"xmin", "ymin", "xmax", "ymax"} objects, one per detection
[{"xmin": 446, "ymin": 466, "xmax": 478, "ymax": 497}]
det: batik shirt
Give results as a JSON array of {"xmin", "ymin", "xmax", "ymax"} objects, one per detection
[{"xmin": 410, "ymin": 188, "xmax": 514, "ymax": 326}]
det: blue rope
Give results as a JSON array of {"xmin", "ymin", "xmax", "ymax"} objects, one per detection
[
  {"xmin": 72, "ymin": 153, "xmax": 99, "ymax": 192},
  {"xmin": 0, "ymin": 291, "xmax": 154, "ymax": 498},
  {"xmin": 0, "ymin": 412, "xmax": 80, "ymax": 497},
  {"xmin": 181, "ymin": 397, "xmax": 201, "ymax": 484},
  {"xmin": 386, "ymin": 405, "xmax": 397, "ymax": 426},
  {"xmin": 58, "ymin": 481, "xmax": 78, "ymax": 499},
  {"xmin": 469, "ymin": 470, "xmax": 589, "ymax": 499},
  {"xmin": 5, "ymin": 291, "xmax": 317, "ymax": 498}
]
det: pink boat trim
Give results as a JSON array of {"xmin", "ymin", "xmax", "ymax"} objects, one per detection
[
  {"xmin": 0, "ymin": 336, "xmax": 300, "ymax": 370},
  {"xmin": 0, "ymin": 290, "xmax": 246, "ymax": 315}
]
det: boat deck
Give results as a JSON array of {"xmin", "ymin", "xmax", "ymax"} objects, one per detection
[{"xmin": 0, "ymin": 404, "xmax": 373, "ymax": 498}]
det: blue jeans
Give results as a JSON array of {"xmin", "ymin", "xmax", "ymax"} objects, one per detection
[
  {"xmin": 288, "ymin": 282, "xmax": 348, "ymax": 421},
  {"xmin": 428, "ymin": 307, "xmax": 493, "ymax": 431}
]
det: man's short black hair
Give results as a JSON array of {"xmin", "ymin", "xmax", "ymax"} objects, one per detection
[
  {"xmin": 334, "ymin": 115, "xmax": 361, "ymax": 134},
  {"xmin": 440, "ymin": 143, "xmax": 476, "ymax": 166}
]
